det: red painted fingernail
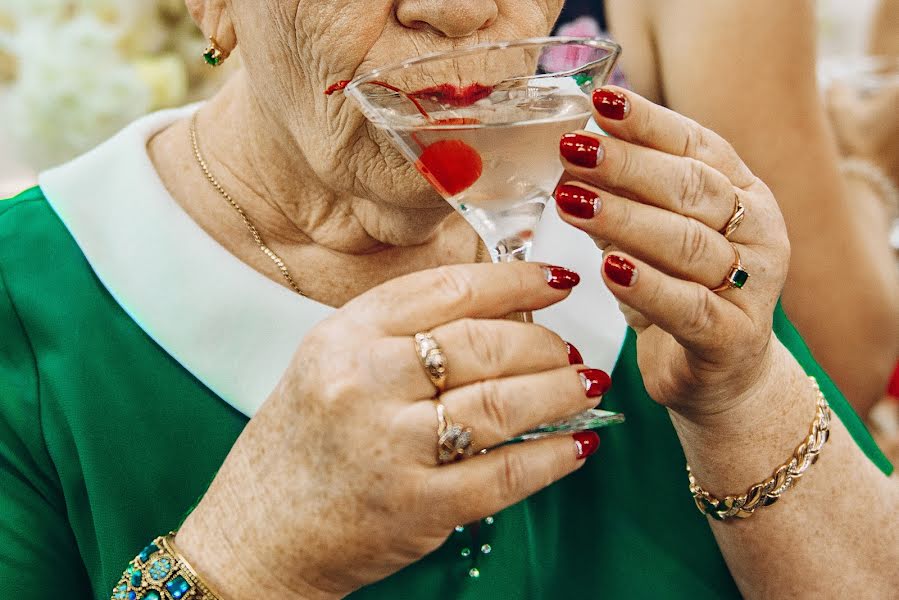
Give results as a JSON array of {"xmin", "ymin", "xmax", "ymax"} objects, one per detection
[
  {"xmin": 592, "ymin": 89, "xmax": 630, "ymax": 120},
  {"xmin": 604, "ymin": 255, "xmax": 638, "ymax": 287},
  {"xmin": 566, "ymin": 342, "xmax": 584, "ymax": 365},
  {"xmin": 555, "ymin": 184, "xmax": 600, "ymax": 219},
  {"xmin": 573, "ymin": 431, "xmax": 600, "ymax": 460},
  {"xmin": 578, "ymin": 369, "xmax": 612, "ymax": 398},
  {"xmin": 560, "ymin": 133, "xmax": 602, "ymax": 168},
  {"xmin": 543, "ymin": 266, "xmax": 581, "ymax": 290}
]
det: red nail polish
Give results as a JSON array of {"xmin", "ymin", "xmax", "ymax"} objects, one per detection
[
  {"xmin": 566, "ymin": 342, "xmax": 584, "ymax": 365},
  {"xmin": 555, "ymin": 184, "xmax": 600, "ymax": 219},
  {"xmin": 560, "ymin": 133, "xmax": 602, "ymax": 168},
  {"xmin": 592, "ymin": 89, "xmax": 630, "ymax": 120},
  {"xmin": 604, "ymin": 255, "xmax": 638, "ymax": 287},
  {"xmin": 578, "ymin": 369, "xmax": 612, "ymax": 398},
  {"xmin": 573, "ymin": 431, "xmax": 600, "ymax": 460},
  {"xmin": 544, "ymin": 266, "xmax": 581, "ymax": 290}
]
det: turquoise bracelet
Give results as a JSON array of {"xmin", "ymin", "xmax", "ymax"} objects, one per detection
[{"xmin": 111, "ymin": 532, "xmax": 222, "ymax": 600}]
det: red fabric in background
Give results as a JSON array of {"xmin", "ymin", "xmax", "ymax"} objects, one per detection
[{"xmin": 888, "ymin": 361, "xmax": 899, "ymax": 400}]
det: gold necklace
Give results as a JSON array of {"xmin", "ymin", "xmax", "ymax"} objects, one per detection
[
  {"xmin": 189, "ymin": 113, "xmax": 489, "ymax": 297},
  {"xmin": 190, "ymin": 113, "xmax": 304, "ymax": 295}
]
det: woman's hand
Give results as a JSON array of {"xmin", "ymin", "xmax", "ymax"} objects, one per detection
[
  {"xmin": 175, "ymin": 262, "xmax": 605, "ymax": 599},
  {"xmin": 556, "ymin": 87, "xmax": 790, "ymax": 421}
]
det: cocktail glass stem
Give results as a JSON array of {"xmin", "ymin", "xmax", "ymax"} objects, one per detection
[
  {"xmin": 491, "ymin": 235, "xmax": 532, "ymax": 263},
  {"xmin": 489, "ymin": 233, "xmax": 535, "ymax": 323}
]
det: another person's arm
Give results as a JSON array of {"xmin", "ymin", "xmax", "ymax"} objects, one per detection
[
  {"xmin": 827, "ymin": 81, "xmax": 899, "ymax": 227},
  {"xmin": 612, "ymin": 0, "xmax": 899, "ymax": 415},
  {"xmin": 870, "ymin": 0, "xmax": 899, "ymax": 56}
]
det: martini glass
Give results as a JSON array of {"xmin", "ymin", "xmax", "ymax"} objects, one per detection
[{"xmin": 345, "ymin": 37, "xmax": 625, "ymax": 443}]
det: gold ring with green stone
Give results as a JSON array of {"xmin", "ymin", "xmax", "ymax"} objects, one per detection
[{"xmin": 711, "ymin": 243, "xmax": 749, "ymax": 293}]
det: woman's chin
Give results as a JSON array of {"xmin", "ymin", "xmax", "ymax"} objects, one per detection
[
  {"xmin": 352, "ymin": 193, "xmax": 458, "ymax": 248},
  {"xmin": 350, "ymin": 159, "xmax": 450, "ymax": 211}
]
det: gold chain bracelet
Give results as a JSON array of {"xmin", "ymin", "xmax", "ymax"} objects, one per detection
[
  {"xmin": 687, "ymin": 376, "xmax": 831, "ymax": 520},
  {"xmin": 111, "ymin": 532, "xmax": 224, "ymax": 600}
]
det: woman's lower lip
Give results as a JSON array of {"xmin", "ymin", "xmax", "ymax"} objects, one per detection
[
  {"xmin": 324, "ymin": 81, "xmax": 493, "ymax": 108},
  {"xmin": 324, "ymin": 80, "xmax": 493, "ymax": 111},
  {"xmin": 324, "ymin": 80, "xmax": 351, "ymax": 95}
]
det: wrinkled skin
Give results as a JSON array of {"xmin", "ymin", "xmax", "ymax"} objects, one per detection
[{"xmin": 197, "ymin": 0, "xmax": 563, "ymax": 209}]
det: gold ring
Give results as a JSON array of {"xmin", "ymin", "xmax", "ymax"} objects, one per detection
[
  {"xmin": 711, "ymin": 243, "xmax": 750, "ymax": 292},
  {"xmin": 414, "ymin": 332, "xmax": 448, "ymax": 395},
  {"xmin": 434, "ymin": 401, "xmax": 474, "ymax": 465},
  {"xmin": 720, "ymin": 196, "xmax": 746, "ymax": 240}
]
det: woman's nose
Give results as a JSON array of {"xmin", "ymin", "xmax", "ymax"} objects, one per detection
[{"xmin": 395, "ymin": 0, "xmax": 498, "ymax": 38}]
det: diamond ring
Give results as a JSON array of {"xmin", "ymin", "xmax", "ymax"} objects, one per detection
[
  {"xmin": 414, "ymin": 331, "xmax": 448, "ymax": 395},
  {"xmin": 434, "ymin": 401, "xmax": 474, "ymax": 465}
]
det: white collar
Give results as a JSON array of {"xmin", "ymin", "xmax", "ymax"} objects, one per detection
[{"xmin": 39, "ymin": 107, "xmax": 626, "ymax": 418}]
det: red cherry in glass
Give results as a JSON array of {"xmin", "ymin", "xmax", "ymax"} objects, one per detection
[{"xmin": 415, "ymin": 139, "xmax": 483, "ymax": 197}]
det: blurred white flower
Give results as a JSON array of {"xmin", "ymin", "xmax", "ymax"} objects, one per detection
[
  {"xmin": 134, "ymin": 53, "xmax": 189, "ymax": 109},
  {"xmin": 0, "ymin": 1, "xmax": 232, "ymax": 171},
  {"xmin": 2, "ymin": 0, "xmax": 147, "ymax": 24},
  {"xmin": 0, "ymin": 15, "xmax": 151, "ymax": 169}
]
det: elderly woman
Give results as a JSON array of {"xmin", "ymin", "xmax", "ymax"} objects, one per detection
[{"xmin": 0, "ymin": 1, "xmax": 895, "ymax": 599}]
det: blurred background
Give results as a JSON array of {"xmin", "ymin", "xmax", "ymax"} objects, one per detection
[{"xmin": 0, "ymin": 0, "xmax": 241, "ymax": 196}]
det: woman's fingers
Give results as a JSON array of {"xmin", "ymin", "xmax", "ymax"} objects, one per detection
[
  {"xmin": 366, "ymin": 319, "xmax": 575, "ymax": 400},
  {"xmin": 342, "ymin": 262, "xmax": 579, "ymax": 336},
  {"xmin": 400, "ymin": 365, "xmax": 608, "ymax": 464},
  {"xmin": 590, "ymin": 86, "xmax": 755, "ymax": 188},
  {"xmin": 554, "ymin": 182, "xmax": 739, "ymax": 289},
  {"xmin": 426, "ymin": 433, "xmax": 596, "ymax": 527},
  {"xmin": 599, "ymin": 250, "xmax": 753, "ymax": 358},
  {"xmin": 559, "ymin": 130, "xmax": 760, "ymax": 242}
]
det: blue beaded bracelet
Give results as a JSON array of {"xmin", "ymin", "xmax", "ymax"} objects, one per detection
[{"xmin": 111, "ymin": 533, "xmax": 222, "ymax": 600}]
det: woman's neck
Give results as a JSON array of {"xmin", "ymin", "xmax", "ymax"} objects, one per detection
[{"xmin": 147, "ymin": 74, "xmax": 478, "ymax": 306}]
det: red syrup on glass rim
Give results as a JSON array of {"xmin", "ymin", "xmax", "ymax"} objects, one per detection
[{"xmin": 327, "ymin": 79, "xmax": 487, "ymax": 196}]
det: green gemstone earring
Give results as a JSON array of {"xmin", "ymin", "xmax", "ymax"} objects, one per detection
[{"xmin": 203, "ymin": 37, "xmax": 226, "ymax": 67}]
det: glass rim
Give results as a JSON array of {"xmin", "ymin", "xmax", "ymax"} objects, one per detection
[
  {"xmin": 345, "ymin": 35, "xmax": 621, "ymax": 95},
  {"xmin": 344, "ymin": 36, "xmax": 621, "ymax": 130}
]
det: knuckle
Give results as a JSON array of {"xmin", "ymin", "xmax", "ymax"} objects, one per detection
[
  {"xmin": 458, "ymin": 319, "xmax": 502, "ymax": 373},
  {"xmin": 475, "ymin": 379, "xmax": 511, "ymax": 435},
  {"xmin": 612, "ymin": 196, "xmax": 635, "ymax": 233},
  {"xmin": 717, "ymin": 138, "xmax": 741, "ymax": 170},
  {"xmin": 499, "ymin": 452, "xmax": 529, "ymax": 498},
  {"xmin": 510, "ymin": 263, "xmax": 535, "ymax": 296},
  {"xmin": 679, "ymin": 159, "xmax": 708, "ymax": 214},
  {"xmin": 431, "ymin": 266, "xmax": 476, "ymax": 309},
  {"xmin": 533, "ymin": 324, "xmax": 566, "ymax": 364},
  {"xmin": 643, "ymin": 274, "xmax": 667, "ymax": 313},
  {"xmin": 318, "ymin": 369, "xmax": 356, "ymax": 406},
  {"xmin": 637, "ymin": 101, "xmax": 656, "ymax": 137},
  {"xmin": 678, "ymin": 219, "xmax": 710, "ymax": 268},
  {"xmin": 613, "ymin": 144, "xmax": 636, "ymax": 184},
  {"xmin": 683, "ymin": 286, "xmax": 714, "ymax": 339},
  {"xmin": 299, "ymin": 324, "xmax": 332, "ymax": 355},
  {"xmin": 681, "ymin": 122, "xmax": 712, "ymax": 158},
  {"xmin": 362, "ymin": 340, "xmax": 407, "ymax": 393}
]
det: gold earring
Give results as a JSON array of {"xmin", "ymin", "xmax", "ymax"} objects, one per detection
[{"xmin": 203, "ymin": 37, "xmax": 226, "ymax": 67}]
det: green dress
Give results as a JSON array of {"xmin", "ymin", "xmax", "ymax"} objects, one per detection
[{"xmin": 0, "ymin": 113, "xmax": 891, "ymax": 600}]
